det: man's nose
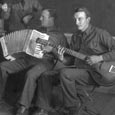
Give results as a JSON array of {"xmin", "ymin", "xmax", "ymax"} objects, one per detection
[
  {"xmin": 40, "ymin": 17, "xmax": 42, "ymax": 21},
  {"xmin": 76, "ymin": 19, "xmax": 79, "ymax": 25}
]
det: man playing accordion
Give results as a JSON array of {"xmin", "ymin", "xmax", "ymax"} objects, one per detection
[{"xmin": 0, "ymin": 8, "xmax": 69, "ymax": 115}]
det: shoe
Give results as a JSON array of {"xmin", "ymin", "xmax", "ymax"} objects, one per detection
[
  {"xmin": 33, "ymin": 109, "xmax": 48, "ymax": 115},
  {"xmin": 16, "ymin": 106, "xmax": 29, "ymax": 115}
]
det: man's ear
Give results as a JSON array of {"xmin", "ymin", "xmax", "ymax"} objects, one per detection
[{"xmin": 87, "ymin": 17, "xmax": 91, "ymax": 23}]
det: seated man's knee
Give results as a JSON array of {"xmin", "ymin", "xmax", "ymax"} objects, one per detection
[
  {"xmin": 60, "ymin": 68, "xmax": 70, "ymax": 79},
  {"xmin": 26, "ymin": 70, "xmax": 39, "ymax": 81},
  {"xmin": 0, "ymin": 61, "xmax": 6, "ymax": 68},
  {"xmin": 41, "ymin": 70, "xmax": 59, "ymax": 77},
  {"xmin": 0, "ymin": 62, "xmax": 8, "ymax": 72},
  {"xmin": 60, "ymin": 68, "xmax": 67, "ymax": 74}
]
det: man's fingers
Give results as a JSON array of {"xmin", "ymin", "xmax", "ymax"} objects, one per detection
[{"xmin": 86, "ymin": 59, "xmax": 93, "ymax": 65}]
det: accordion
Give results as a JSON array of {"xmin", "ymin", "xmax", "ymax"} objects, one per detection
[{"xmin": 0, "ymin": 29, "xmax": 49, "ymax": 59}]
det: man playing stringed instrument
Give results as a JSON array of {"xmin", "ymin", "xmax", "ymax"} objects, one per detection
[
  {"xmin": 57, "ymin": 7, "xmax": 115, "ymax": 115},
  {"xmin": 34, "ymin": 7, "xmax": 115, "ymax": 115}
]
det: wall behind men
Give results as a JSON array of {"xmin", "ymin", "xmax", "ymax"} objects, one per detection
[{"xmin": 40, "ymin": 0, "xmax": 115, "ymax": 35}]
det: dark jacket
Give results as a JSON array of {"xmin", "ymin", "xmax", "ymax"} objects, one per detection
[
  {"xmin": 70, "ymin": 25, "xmax": 115, "ymax": 68},
  {"xmin": 38, "ymin": 26, "xmax": 69, "ymax": 62}
]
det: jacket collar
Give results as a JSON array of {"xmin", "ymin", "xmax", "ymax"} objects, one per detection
[{"xmin": 84, "ymin": 24, "xmax": 92, "ymax": 35}]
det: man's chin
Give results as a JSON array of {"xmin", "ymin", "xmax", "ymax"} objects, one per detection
[{"xmin": 77, "ymin": 27, "xmax": 82, "ymax": 31}]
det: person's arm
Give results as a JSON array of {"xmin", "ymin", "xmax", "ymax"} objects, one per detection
[
  {"xmin": 57, "ymin": 45, "xmax": 66, "ymax": 62},
  {"xmin": 86, "ymin": 30, "xmax": 115, "ymax": 65},
  {"xmin": 56, "ymin": 34, "xmax": 75, "ymax": 65},
  {"xmin": 22, "ymin": 14, "xmax": 33, "ymax": 25},
  {"xmin": 100, "ymin": 31, "xmax": 115, "ymax": 61}
]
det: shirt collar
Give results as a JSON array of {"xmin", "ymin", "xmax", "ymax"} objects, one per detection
[{"xmin": 84, "ymin": 24, "xmax": 92, "ymax": 35}]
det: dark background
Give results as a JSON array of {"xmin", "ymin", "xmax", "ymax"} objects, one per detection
[
  {"xmin": 39, "ymin": 0, "xmax": 115, "ymax": 35},
  {"xmin": 2, "ymin": 0, "xmax": 115, "ymax": 35}
]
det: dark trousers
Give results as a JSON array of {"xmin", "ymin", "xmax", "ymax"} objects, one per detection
[
  {"xmin": 36, "ymin": 70, "xmax": 60, "ymax": 111},
  {"xmin": 0, "ymin": 57, "xmax": 54, "ymax": 109},
  {"xmin": 0, "ymin": 58, "xmax": 28, "ymax": 99},
  {"xmin": 59, "ymin": 67, "xmax": 97, "ymax": 109}
]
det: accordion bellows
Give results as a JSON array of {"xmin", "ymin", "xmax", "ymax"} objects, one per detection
[{"xmin": 0, "ymin": 29, "xmax": 49, "ymax": 58}]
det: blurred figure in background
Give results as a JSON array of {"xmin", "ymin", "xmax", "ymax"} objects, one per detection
[{"xmin": 1, "ymin": 0, "xmax": 42, "ymax": 33}]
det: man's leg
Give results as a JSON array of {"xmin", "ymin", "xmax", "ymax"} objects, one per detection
[
  {"xmin": 31, "ymin": 70, "xmax": 60, "ymax": 115},
  {"xmin": 0, "ymin": 59, "xmax": 28, "ymax": 113},
  {"xmin": 60, "ymin": 67, "xmax": 96, "ymax": 115},
  {"xmin": 36, "ymin": 71, "xmax": 59, "ymax": 110},
  {"xmin": 17, "ymin": 61, "xmax": 53, "ymax": 114},
  {"xmin": 0, "ymin": 59, "xmax": 28, "ymax": 101}
]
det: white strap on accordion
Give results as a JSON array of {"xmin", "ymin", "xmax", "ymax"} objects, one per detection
[{"xmin": 0, "ymin": 36, "xmax": 8, "ymax": 57}]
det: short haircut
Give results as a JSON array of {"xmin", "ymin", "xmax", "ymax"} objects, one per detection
[{"xmin": 74, "ymin": 7, "xmax": 91, "ymax": 18}]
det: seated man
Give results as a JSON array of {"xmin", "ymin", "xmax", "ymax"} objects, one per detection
[
  {"xmin": 0, "ymin": 8, "xmax": 69, "ymax": 115},
  {"xmin": 35, "ymin": 7, "xmax": 115, "ymax": 115}
]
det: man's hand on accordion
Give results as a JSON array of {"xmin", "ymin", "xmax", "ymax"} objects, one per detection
[{"xmin": 5, "ymin": 55, "xmax": 16, "ymax": 61}]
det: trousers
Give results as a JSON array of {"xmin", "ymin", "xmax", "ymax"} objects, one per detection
[
  {"xmin": 0, "ymin": 56, "xmax": 54, "ymax": 108},
  {"xmin": 36, "ymin": 70, "xmax": 60, "ymax": 111},
  {"xmin": 59, "ymin": 67, "xmax": 97, "ymax": 109}
]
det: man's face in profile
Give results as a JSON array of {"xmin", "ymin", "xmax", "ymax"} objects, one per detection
[{"xmin": 40, "ymin": 10, "xmax": 51, "ymax": 27}]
